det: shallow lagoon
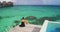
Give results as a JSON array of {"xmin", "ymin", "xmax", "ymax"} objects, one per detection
[{"xmin": 0, "ymin": 5, "xmax": 60, "ymax": 32}]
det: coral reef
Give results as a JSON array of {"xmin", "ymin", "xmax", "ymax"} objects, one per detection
[{"xmin": 25, "ymin": 16, "xmax": 37, "ymax": 20}]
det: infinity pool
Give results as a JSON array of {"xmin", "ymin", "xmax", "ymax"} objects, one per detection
[{"xmin": 46, "ymin": 22, "xmax": 60, "ymax": 32}]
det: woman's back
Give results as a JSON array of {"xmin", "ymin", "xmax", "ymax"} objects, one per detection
[
  {"xmin": 19, "ymin": 17, "xmax": 28, "ymax": 27},
  {"xmin": 19, "ymin": 22, "xmax": 25, "ymax": 27}
]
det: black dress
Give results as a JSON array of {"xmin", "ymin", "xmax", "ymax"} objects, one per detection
[{"xmin": 19, "ymin": 22, "xmax": 25, "ymax": 27}]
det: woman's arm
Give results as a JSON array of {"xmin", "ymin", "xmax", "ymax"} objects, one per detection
[{"xmin": 25, "ymin": 20, "xmax": 29, "ymax": 24}]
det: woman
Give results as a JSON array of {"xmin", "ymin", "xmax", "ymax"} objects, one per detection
[{"xmin": 19, "ymin": 17, "xmax": 28, "ymax": 27}]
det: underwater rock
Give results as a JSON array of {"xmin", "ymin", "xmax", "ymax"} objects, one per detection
[
  {"xmin": 25, "ymin": 16, "xmax": 60, "ymax": 25},
  {"xmin": 37, "ymin": 17, "xmax": 57, "ymax": 22},
  {"xmin": 14, "ymin": 20, "xmax": 20, "ymax": 23},
  {"xmin": 35, "ymin": 17, "xmax": 57, "ymax": 25},
  {"xmin": 0, "ymin": 16, "xmax": 15, "ymax": 19},
  {"xmin": 14, "ymin": 20, "xmax": 20, "ymax": 26},
  {"xmin": 25, "ymin": 16, "xmax": 37, "ymax": 20},
  {"xmin": 0, "ymin": 16, "xmax": 2, "ymax": 19},
  {"xmin": 42, "ymin": 17, "xmax": 57, "ymax": 21},
  {"xmin": 13, "ymin": 25, "xmax": 16, "ymax": 28},
  {"xmin": 35, "ymin": 16, "xmax": 60, "ymax": 25},
  {"xmin": 4, "ymin": 16, "xmax": 10, "ymax": 18},
  {"xmin": 56, "ymin": 15, "xmax": 60, "ymax": 17},
  {"xmin": 35, "ymin": 18, "xmax": 45, "ymax": 25},
  {"xmin": 56, "ymin": 15, "xmax": 60, "ymax": 20}
]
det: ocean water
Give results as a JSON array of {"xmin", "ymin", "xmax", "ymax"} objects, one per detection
[
  {"xmin": 46, "ymin": 22, "xmax": 60, "ymax": 32},
  {"xmin": 0, "ymin": 5, "xmax": 60, "ymax": 32}
]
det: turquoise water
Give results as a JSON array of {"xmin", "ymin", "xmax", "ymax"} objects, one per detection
[
  {"xmin": 46, "ymin": 22, "xmax": 60, "ymax": 32},
  {"xmin": 0, "ymin": 5, "xmax": 60, "ymax": 32}
]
